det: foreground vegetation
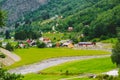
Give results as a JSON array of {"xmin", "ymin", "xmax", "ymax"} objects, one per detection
[
  {"xmin": 23, "ymin": 74, "xmax": 96, "ymax": 80},
  {"xmin": 23, "ymin": 57, "xmax": 115, "ymax": 80},
  {"xmin": 7, "ymin": 48, "xmax": 110, "ymax": 69}
]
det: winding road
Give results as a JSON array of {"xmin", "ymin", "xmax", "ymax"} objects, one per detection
[{"xmin": 9, "ymin": 55, "xmax": 110, "ymax": 74}]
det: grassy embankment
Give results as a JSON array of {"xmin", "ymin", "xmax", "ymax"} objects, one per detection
[
  {"xmin": 23, "ymin": 57, "xmax": 116, "ymax": 80},
  {"xmin": 7, "ymin": 48, "xmax": 110, "ymax": 69}
]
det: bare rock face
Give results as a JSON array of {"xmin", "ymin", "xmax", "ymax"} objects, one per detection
[{"xmin": 1, "ymin": 0, "xmax": 49, "ymax": 25}]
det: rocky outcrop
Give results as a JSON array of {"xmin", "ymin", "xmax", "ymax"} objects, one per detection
[{"xmin": 1, "ymin": 0, "xmax": 49, "ymax": 25}]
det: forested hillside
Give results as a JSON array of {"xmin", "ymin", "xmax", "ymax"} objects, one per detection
[
  {"xmin": 27, "ymin": 0, "xmax": 120, "ymax": 41},
  {"xmin": 52, "ymin": 0, "xmax": 120, "ymax": 39},
  {"xmin": 1, "ymin": 0, "xmax": 99, "ymax": 25},
  {"xmin": 1, "ymin": 0, "xmax": 120, "ymax": 41}
]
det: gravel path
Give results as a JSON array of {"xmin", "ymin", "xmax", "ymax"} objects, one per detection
[
  {"xmin": 9, "ymin": 55, "xmax": 110, "ymax": 74},
  {"xmin": 104, "ymin": 69, "xmax": 118, "ymax": 76}
]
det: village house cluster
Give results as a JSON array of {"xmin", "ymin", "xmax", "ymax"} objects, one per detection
[{"xmin": 0, "ymin": 36, "xmax": 96, "ymax": 49}]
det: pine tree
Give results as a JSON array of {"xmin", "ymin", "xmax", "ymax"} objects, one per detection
[{"xmin": 0, "ymin": 9, "xmax": 4, "ymax": 27}]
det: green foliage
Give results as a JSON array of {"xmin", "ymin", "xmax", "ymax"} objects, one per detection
[
  {"xmin": 5, "ymin": 30, "xmax": 10, "ymax": 39},
  {"xmin": 111, "ymin": 41, "xmax": 120, "ymax": 67},
  {"xmin": 5, "ymin": 43, "xmax": 14, "ymax": 51},
  {"xmin": 24, "ymin": 0, "xmax": 120, "ymax": 41},
  {"xmin": 23, "ymin": 0, "xmax": 96, "ymax": 22},
  {"xmin": 0, "ymin": 9, "xmax": 4, "ymax": 27},
  {"xmin": 36, "ymin": 41, "xmax": 46, "ymax": 48},
  {"xmin": 1, "ymin": 0, "xmax": 120, "ymax": 40},
  {"xmin": 0, "ymin": 52, "xmax": 5, "ymax": 58},
  {"xmin": 111, "ymin": 27, "xmax": 120, "ymax": 67},
  {"xmin": 15, "ymin": 24, "xmax": 42, "ymax": 40},
  {"xmin": 15, "ymin": 31, "xmax": 27, "ymax": 40},
  {"xmin": 0, "ymin": 41, "xmax": 2, "ymax": 47},
  {"xmin": 101, "ymin": 38, "xmax": 118, "ymax": 43},
  {"xmin": 51, "ymin": 43, "xmax": 56, "ymax": 48},
  {"xmin": 69, "ymin": 33, "xmax": 80, "ymax": 43},
  {"xmin": 100, "ymin": 35, "xmax": 109, "ymax": 40},
  {"xmin": 96, "ymin": 74, "xmax": 119, "ymax": 80},
  {"xmin": 0, "ymin": 68, "xmax": 23, "ymax": 80}
]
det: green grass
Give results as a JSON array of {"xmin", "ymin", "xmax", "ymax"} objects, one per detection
[
  {"xmin": 42, "ymin": 57, "xmax": 116, "ymax": 74},
  {"xmin": 7, "ymin": 48, "xmax": 110, "ymax": 69},
  {"xmin": 43, "ymin": 33, "xmax": 64, "ymax": 42},
  {"xmin": 43, "ymin": 32, "xmax": 73, "ymax": 42},
  {"xmin": 23, "ymin": 57, "xmax": 115, "ymax": 80},
  {"xmin": 23, "ymin": 74, "xmax": 69, "ymax": 80},
  {"xmin": 23, "ymin": 74, "xmax": 96, "ymax": 80},
  {"xmin": 101, "ymin": 38, "xmax": 118, "ymax": 44}
]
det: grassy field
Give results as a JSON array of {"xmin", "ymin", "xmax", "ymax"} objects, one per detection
[
  {"xmin": 23, "ymin": 57, "xmax": 115, "ymax": 80},
  {"xmin": 43, "ymin": 33, "xmax": 72, "ymax": 42},
  {"xmin": 42, "ymin": 57, "xmax": 116, "ymax": 74},
  {"xmin": 7, "ymin": 48, "xmax": 110, "ymax": 69},
  {"xmin": 23, "ymin": 74, "xmax": 69, "ymax": 80},
  {"xmin": 23, "ymin": 74, "xmax": 96, "ymax": 80},
  {"xmin": 43, "ymin": 33, "xmax": 64, "ymax": 42}
]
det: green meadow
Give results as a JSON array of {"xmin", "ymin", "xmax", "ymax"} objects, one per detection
[
  {"xmin": 8, "ymin": 48, "xmax": 110, "ymax": 69},
  {"xmin": 23, "ymin": 74, "xmax": 96, "ymax": 80},
  {"xmin": 23, "ymin": 57, "xmax": 115, "ymax": 80},
  {"xmin": 42, "ymin": 57, "xmax": 116, "ymax": 74}
]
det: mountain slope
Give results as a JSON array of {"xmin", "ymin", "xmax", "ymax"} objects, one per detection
[
  {"xmin": 32, "ymin": 0, "xmax": 120, "ymax": 40},
  {"xmin": 1, "ymin": 0, "xmax": 49, "ymax": 25},
  {"xmin": 1, "ymin": 0, "xmax": 99, "ymax": 25}
]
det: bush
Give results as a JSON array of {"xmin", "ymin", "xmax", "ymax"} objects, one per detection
[
  {"xmin": 5, "ymin": 43, "xmax": 14, "ymax": 51},
  {"xmin": 96, "ymin": 74, "xmax": 119, "ymax": 80},
  {"xmin": 14, "ymin": 31, "xmax": 27, "ymax": 40},
  {"xmin": 100, "ymin": 35, "xmax": 109, "ymax": 40},
  {"xmin": 36, "ymin": 41, "xmax": 46, "ymax": 48},
  {"xmin": 0, "ymin": 42, "xmax": 2, "ymax": 47},
  {"xmin": 0, "ymin": 52, "xmax": 5, "ymax": 58},
  {"xmin": 14, "ymin": 42, "xmax": 20, "ymax": 49},
  {"xmin": 0, "ymin": 68, "xmax": 24, "ymax": 80},
  {"xmin": 91, "ymin": 38, "xmax": 100, "ymax": 42},
  {"xmin": 52, "ymin": 43, "xmax": 56, "ymax": 47}
]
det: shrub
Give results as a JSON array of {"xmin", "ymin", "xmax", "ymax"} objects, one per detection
[
  {"xmin": 36, "ymin": 41, "xmax": 46, "ymax": 48},
  {"xmin": 96, "ymin": 74, "xmax": 119, "ymax": 80},
  {"xmin": 52, "ymin": 43, "xmax": 56, "ymax": 47},
  {"xmin": 0, "ymin": 52, "xmax": 5, "ymax": 58},
  {"xmin": 14, "ymin": 42, "xmax": 20, "ymax": 49},
  {"xmin": 0, "ymin": 68, "xmax": 24, "ymax": 80},
  {"xmin": 14, "ymin": 31, "xmax": 27, "ymax": 40},
  {"xmin": 100, "ymin": 35, "xmax": 109, "ymax": 40},
  {"xmin": 0, "ymin": 42, "xmax": 2, "ymax": 47},
  {"xmin": 5, "ymin": 43, "xmax": 14, "ymax": 51}
]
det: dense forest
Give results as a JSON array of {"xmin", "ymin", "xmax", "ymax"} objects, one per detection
[{"xmin": 1, "ymin": 0, "xmax": 120, "ymax": 41}]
